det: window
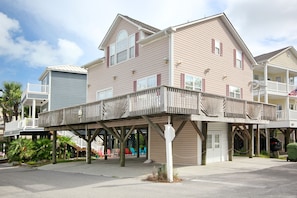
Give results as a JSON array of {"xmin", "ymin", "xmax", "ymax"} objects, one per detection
[
  {"xmin": 236, "ymin": 50, "xmax": 242, "ymax": 68},
  {"xmin": 109, "ymin": 44, "xmax": 115, "ymax": 66},
  {"xmin": 185, "ymin": 74, "xmax": 202, "ymax": 91},
  {"xmin": 215, "ymin": 40, "xmax": 220, "ymax": 55},
  {"xmin": 214, "ymin": 134, "xmax": 220, "ymax": 148},
  {"xmin": 96, "ymin": 88, "xmax": 113, "ymax": 101},
  {"xmin": 207, "ymin": 134, "xmax": 212, "ymax": 149},
  {"xmin": 229, "ymin": 86, "xmax": 241, "ymax": 99},
  {"xmin": 129, "ymin": 34, "xmax": 135, "ymax": 58},
  {"xmin": 289, "ymin": 77, "xmax": 295, "ymax": 85},
  {"xmin": 136, "ymin": 75, "xmax": 157, "ymax": 91},
  {"xmin": 116, "ymin": 30, "xmax": 128, "ymax": 63},
  {"xmin": 289, "ymin": 103, "xmax": 295, "ymax": 110},
  {"xmin": 212, "ymin": 39, "xmax": 223, "ymax": 56},
  {"xmin": 108, "ymin": 30, "xmax": 136, "ymax": 66}
]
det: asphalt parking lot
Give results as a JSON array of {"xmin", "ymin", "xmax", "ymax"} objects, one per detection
[{"xmin": 1, "ymin": 157, "xmax": 296, "ymax": 198}]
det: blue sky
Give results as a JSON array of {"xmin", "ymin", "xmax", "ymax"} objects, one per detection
[{"xmin": 0, "ymin": 0, "xmax": 297, "ymax": 89}]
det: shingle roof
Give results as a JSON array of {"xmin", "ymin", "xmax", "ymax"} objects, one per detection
[
  {"xmin": 254, "ymin": 47, "xmax": 290, "ymax": 62},
  {"xmin": 121, "ymin": 15, "xmax": 160, "ymax": 33}
]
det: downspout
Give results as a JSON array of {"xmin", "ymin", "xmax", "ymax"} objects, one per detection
[{"xmin": 168, "ymin": 29, "xmax": 174, "ymax": 86}]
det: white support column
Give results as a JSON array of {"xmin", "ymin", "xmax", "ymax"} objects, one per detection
[
  {"xmin": 32, "ymin": 99, "xmax": 36, "ymax": 127},
  {"xmin": 264, "ymin": 63, "xmax": 268, "ymax": 104},
  {"xmin": 286, "ymin": 69, "xmax": 290, "ymax": 120},
  {"xmin": 164, "ymin": 116, "xmax": 175, "ymax": 183},
  {"xmin": 21, "ymin": 104, "xmax": 24, "ymax": 120}
]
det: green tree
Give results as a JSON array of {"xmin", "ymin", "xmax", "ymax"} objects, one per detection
[
  {"xmin": 7, "ymin": 138, "xmax": 35, "ymax": 163},
  {"xmin": 0, "ymin": 81, "xmax": 22, "ymax": 123},
  {"xmin": 33, "ymin": 138, "xmax": 52, "ymax": 161},
  {"xmin": 57, "ymin": 136, "xmax": 74, "ymax": 159}
]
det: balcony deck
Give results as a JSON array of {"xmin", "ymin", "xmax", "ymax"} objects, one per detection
[
  {"xmin": 4, "ymin": 118, "xmax": 45, "ymax": 136},
  {"xmin": 21, "ymin": 83, "xmax": 49, "ymax": 106},
  {"xmin": 38, "ymin": 86, "xmax": 276, "ymax": 130}
]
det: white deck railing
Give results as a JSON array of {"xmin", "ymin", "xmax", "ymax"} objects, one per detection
[
  {"xmin": 38, "ymin": 86, "xmax": 276, "ymax": 128},
  {"xmin": 5, "ymin": 118, "xmax": 40, "ymax": 132}
]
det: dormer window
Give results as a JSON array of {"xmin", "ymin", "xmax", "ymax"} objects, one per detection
[
  {"xmin": 108, "ymin": 30, "xmax": 137, "ymax": 66},
  {"xmin": 129, "ymin": 34, "xmax": 135, "ymax": 58},
  {"xmin": 116, "ymin": 30, "xmax": 128, "ymax": 63}
]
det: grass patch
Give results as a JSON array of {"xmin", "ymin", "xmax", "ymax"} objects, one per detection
[{"xmin": 144, "ymin": 165, "xmax": 182, "ymax": 183}]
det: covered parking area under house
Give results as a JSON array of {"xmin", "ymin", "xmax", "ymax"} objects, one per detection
[{"xmin": 38, "ymin": 86, "xmax": 276, "ymax": 169}]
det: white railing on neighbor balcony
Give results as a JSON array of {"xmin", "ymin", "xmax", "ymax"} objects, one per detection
[
  {"xmin": 22, "ymin": 83, "xmax": 49, "ymax": 99},
  {"xmin": 276, "ymin": 110, "xmax": 297, "ymax": 121},
  {"xmin": 26, "ymin": 83, "xmax": 49, "ymax": 93},
  {"xmin": 5, "ymin": 118, "xmax": 40, "ymax": 132},
  {"xmin": 267, "ymin": 81, "xmax": 287, "ymax": 93}
]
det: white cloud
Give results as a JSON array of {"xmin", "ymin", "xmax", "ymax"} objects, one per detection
[
  {"xmin": 0, "ymin": 12, "xmax": 83, "ymax": 67},
  {"xmin": 224, "ymin": 0, "xmax": 297, "ymax": 55}
]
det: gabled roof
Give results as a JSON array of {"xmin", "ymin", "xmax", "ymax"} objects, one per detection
[
  {"xmin": 140, "ymin": 13, "xmax": 256, "ymax": 65},
  {"xmin": 254, "ymin": 46, "xmax": 293, "ymax": 63},
  {"xmin": 99, "ymin": 14, "xmax": 160, "ymax": 50},
  {"xmin": 39, "ymin": 65, "xmax": 87, "ymax": 81}
]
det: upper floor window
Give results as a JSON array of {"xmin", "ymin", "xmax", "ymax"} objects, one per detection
[
  {"xmin": 229, "ymin": 85, "xmax": 241, "ymax": 99},
  {"xmin": 109, "ymin": 44, "xmax": 115, "ymax": 66},
  {"xmin": 234, "ymin": 49, "xmax": 243, "ymax": 69},
  {"xmin": 136, "ymin": 75, "xmax": 157, "ymax": 91},
  {"xmin": 289, "ymin": 77, "xmax": 295, "ymax": 85},
  {"xmin": 108, "ymin": 30, "xmax": 136, "ymax": 66},
  {"xmin": 185, "ymin": 74, "xmax": 202, "ymax": 91},
  {"xmin": 129, "ymin": 34, "xmax": 135, "ymax": 58},
  {"xmin": 211, "ymin": 39, "xmax": 223, "ymax": 56},
  {"xmin": 96, "ymin": 88, "xmax": 113, "ymax": 101},
  {"xmin": 116, "ymin": 30, "xmax": 128, "ymax": 63}
]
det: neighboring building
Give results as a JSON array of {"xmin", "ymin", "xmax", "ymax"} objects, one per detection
[
  {"xmin": 4, "ymin": 65, "xmax": 87, "ymax": 138},
  {"xmin": 39, "ymin": 13, "xmax": 276, "ymax": 165},
  {"xmin": 253, "ymin": 46, "xmax": 297, "ymax": 150}
]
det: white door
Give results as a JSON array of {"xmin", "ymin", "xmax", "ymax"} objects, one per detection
[{"xmin": 206, "ymin": 131, "xmax": 221, "ymax": 163}]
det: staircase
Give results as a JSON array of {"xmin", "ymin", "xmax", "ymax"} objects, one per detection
[{"xmin": 57, "ymin": 131, "xmax": 103, "ymax": 157}]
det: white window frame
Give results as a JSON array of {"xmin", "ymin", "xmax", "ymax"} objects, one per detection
[
  {"xmin": 136, "ymin": 75, "xmax": 157, "ymax": 91},
  {"xmin": 185, "ymin": 74, "xmax": 202, "ymax": 91},
  {"xmin": 129, "ymin": 34, "xmax": 135, "ymax": 58},
  {"xmin": 109, "ymin": 30, "xmax": 136, "ymax": 66},
  {"xmin": 96, "ymin": 87, "xmax": 113, "ymax": 101},
  {"xmin": 116, "ymin": 30, "xmax": 128, "ymax": 63},
  {"xmin": 109, "ymin": 43, "xmax": 115, "ymax": 66},
  {"xmin": 229, "ymin": 85, "xmax": 241, "ymax": 99},
  {"xmin": 236, "ymin": 50, "xmax": 242, "ymax": 69},
  {"xmin": 289, "ymin": 77, "xmax": 295, "ymax": 85},
  {"xmin": 215, "ymin": 40, "xmax": 221, "ymax": 55}
]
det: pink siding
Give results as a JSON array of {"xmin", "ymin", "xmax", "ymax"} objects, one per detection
[
  {"xmin": 173, "ymin": 18, "xmax": 253, "ymax": 100},
  {"xmin": 88, "ymin": 19, "xmax": 170, "ymax": 100},
  {"xmin": 150, "ymin": 121, "xmax": 198, "ymax": 165}
]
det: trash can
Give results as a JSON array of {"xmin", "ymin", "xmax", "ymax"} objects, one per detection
[{"xmin": 287, "ymin": 143, "xmax": 297, "ymax": 162}]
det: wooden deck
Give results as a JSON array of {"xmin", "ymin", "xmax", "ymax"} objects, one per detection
[{"xmin": 38, "ymin": 86, "xmax": 276, "ymax": 129}]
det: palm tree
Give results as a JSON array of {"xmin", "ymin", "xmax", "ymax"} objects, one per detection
[
  {"xmin": 0, "ymin": 81, "xmax": 22, "ymax": 123},
  {"xmin": 7, "ymin": 138, "xmax": 35, "ymax": 162},
  {"xmin": 57, "ymin": 136, "xmax": 75, "ymax": 159}
]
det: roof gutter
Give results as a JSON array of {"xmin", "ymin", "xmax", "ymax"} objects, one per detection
[{"xmin": 138, "ymin": 27, "xmax": 175, "ymax": 46}]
